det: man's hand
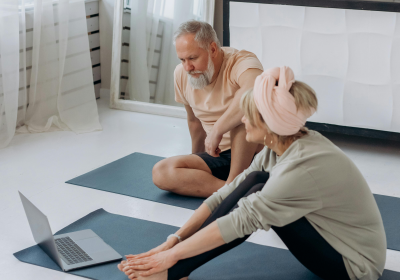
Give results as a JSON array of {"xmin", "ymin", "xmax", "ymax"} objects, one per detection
[{"xmin": 205, "ymin": 129, "xmax": 223, "ymax": 157}]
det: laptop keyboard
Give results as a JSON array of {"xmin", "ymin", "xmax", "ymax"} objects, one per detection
[{"xmin": 55, "ymin": 236, "xmax": 93, "ymax": 265}]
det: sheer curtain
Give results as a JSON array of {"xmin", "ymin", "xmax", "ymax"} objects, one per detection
[
  {"xmin": 126, "ymin": 0, "xmax": 215, "ymax": 105},
  {"xmin": 0, "ymin": 0, "xmax": 20, "ymax": 148},
  {"xmin": 0, "ymin": 0, "xmax": 101, "ymax": 148}
]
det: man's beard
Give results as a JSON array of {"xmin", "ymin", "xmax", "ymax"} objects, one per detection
[{"xmin": 187, "ymin": 55, "xmax": 215, "ymax": 89}]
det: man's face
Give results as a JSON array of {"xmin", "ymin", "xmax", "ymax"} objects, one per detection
[{"xmin": 175, "ymin": 34, "xmax": 215, "ymax": 89}]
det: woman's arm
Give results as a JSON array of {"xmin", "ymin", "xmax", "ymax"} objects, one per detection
[
  {"xmin": 126, "ymin": 221, "xmax": 225, "ymax": 277},
  {"xmin": 124, "ymin": 203, "xmax": 212, "ymax": 261},
  {"xmin": 171, "ymin": 221, "xmax": 225, "ymax": 260},
  {"xmin": 174, "ymin": 203, "xmax": 211, "ymax": 241}
]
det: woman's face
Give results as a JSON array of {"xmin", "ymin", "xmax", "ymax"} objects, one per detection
[{"xmin": 241, "ymin": 115, "xmax": 272, "ymax": 146}]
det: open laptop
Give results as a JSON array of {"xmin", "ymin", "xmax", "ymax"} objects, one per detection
[{"xmin": 18, "ymin": 191, "xmax": 122, "ymax": 271}]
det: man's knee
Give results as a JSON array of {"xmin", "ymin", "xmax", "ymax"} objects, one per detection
[
  {"xmin": 152, "ymin": 159, "xmax": 173, "ymax": 190},
  {"xmin": 245, "ymin": 171, "xmax": 269, "ymax": 184}
]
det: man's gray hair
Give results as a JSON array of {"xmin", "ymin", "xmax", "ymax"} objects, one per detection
[{"xmin": 174, "ymin": 20, "xmax": 221, "ymax": 50}]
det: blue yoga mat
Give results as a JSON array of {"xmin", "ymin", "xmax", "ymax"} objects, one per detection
[
  {"xmin": 66, "ymin": 153, "xmax": 400, "ymax": 251},
  {"xmin": 14, "ymin": 209, "xmax": 400, "ymax": 280},
  {"xmin": 66, "ymin": 153, "xmax": 204, "ymax": 210}
]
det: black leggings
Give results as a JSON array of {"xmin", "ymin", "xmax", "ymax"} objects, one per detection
[{"xmin": 168, "ymin": 171, "xmax": 350, "ymax": 280}]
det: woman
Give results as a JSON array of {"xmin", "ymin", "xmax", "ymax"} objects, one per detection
[{"xmin": 118, "ymin": 67, "xmax": 386, "ymax": 280}]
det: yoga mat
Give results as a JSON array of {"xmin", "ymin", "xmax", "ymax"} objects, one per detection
[
  {"xmin": 66, "ymin": 153, "xmax": 204, "ymax": 210},
  {"xmin": 14, "ymin": 209, "xmax": 400, "ymax": 280},
  {"xmin": 66, "ymin": 153, "xmax": 400, "ymax": 251}
]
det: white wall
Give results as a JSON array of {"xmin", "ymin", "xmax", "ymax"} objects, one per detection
[
  {"xmin": 98, "ymin": 0, "xmax": 399, "ymax": 92},
  {"xmin": 99, "ymin": 0, "xmax": 114, "ymax": 91}
]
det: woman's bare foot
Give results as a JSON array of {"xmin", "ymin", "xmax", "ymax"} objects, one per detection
[{"xmin": 123, "ymin": 267, "xmax": 168, "ymax": 280}]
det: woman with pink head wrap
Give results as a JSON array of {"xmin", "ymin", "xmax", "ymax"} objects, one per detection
[{"xmin": 120, "ymin": 67, "xmax": 385, "ymax": 280}]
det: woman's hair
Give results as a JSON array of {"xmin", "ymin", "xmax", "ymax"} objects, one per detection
[{"xmin": 240, "ymin": 80, "xmax": 318, "ymax": 145}]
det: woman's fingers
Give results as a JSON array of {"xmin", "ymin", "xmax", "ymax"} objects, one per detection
[
  {"xmin": 140, "ymin": 268, "xmax": 159, "ymax": 277},
  {"xmin": 128, "ymin": 258, "xmax": 149, "ymax": 265},
  {"xmin": 128, "ymin": 263, "xmax": 153, "ymax": 270},
  {"xmin": 127, "ymin": 252, "xmax": 148, "ymax": 259}
]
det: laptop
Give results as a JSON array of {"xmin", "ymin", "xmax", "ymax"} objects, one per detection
[{"xmin": 18, "ymin": 191, "xmax": 122, "ymax": 271}]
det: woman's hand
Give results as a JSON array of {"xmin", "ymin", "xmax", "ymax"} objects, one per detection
[
  {"xmin": 124, "ymin": 237, "xmax": 179, "ymax": 261},
  {"xmin": 124, "ymin": 249, "xmax": 179, "ymax": 277}
]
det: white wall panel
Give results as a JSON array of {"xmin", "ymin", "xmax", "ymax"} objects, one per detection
[
  {"xmin": 391, "ymin": 38, "xmax": 400, "ymax": 83},
  {"xmin": 230, "ymin": 2, "xmax": 400, "ymax": 133},
  {"xmin": 392, "ymin": 84, "xmax": 400, "ymax": 131},
  {"xmin": 300, "ymin": 75, "xmax": 344, "ymax": 125},
  {"xmin": 301, "ymin": 32, "xmax": 348, "ymax": 78},
  {"xmin": 346, "ymin": 10, "xmax": 396, "ymax": 35},
  {"xmin": 259, "ymin": 4, "xmax": 305, "ymax": 28},
  {"xmin": 303, "ymin": 7, "xmax": 346, "ymax": 34},
  {"xmin": 260, "ymin": 26, "xmax": 302, "ymax": 75},
  {"xmin": 343, "ymin": 82, "xmax": 393, "ymax": 130},
  {"xmin": 230, "ymin": 26, "xmax": 262, "ymax": 60},
  {"xmin": 347, "ymin": 34, "xmax": 392, "ymax": 85},
  {"xmin": 230, "ymin": 2, "xmax": 259, "ymax": 27}
]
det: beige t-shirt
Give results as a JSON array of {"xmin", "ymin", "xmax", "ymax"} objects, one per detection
[
  {"xmin": 174, "ymin": 47, "xmax": 263, "ymax": 152},
  {"xmin": 205, "ymin": 131, "xmax": 386, "ymax": 280}
]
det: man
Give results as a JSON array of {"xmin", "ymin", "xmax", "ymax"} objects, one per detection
[{"xmin": 152, "ymin": 20, "xmax": 263, "ymax": 198}]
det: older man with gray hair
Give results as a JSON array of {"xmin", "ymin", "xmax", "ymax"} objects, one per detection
[{"xmin": 152, "ymin": 20, "xmax": 264, "ymax": 198}]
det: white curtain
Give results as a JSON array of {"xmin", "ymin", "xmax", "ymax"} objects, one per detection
[
  {"xmin": 126, "ymin": 0, "xmax": 215, "ymax": 105},
  {"xmin": 0, "ymin": 0, "xmax": 101, "ymax": 148},
  {"xmin": 0, "ymin": 0, "xmax": 20, "ymax": 148}
]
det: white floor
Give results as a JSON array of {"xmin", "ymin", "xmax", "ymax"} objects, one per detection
[{"xmin": 1, "ymin": 93, "xmax": 400, "ymax": 279}]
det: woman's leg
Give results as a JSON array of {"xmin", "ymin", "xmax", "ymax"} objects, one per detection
[
  {"xmin": 271, "ymin": 218, "xmax": 350, "ymax": 280},
  {"xmin": 168, "ymin": 171, "xmax": 270, "ymax": 280},
  {"xmin": 169, "ymin": 171, "xmax": 350, "ymax": 280}
]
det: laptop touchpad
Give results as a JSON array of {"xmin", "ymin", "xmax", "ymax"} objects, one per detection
[{"xmin": 76, "ymin": 238, "xmax": 109, "ymax": 254}]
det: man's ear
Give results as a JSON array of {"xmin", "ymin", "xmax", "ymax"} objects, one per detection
[{"xmin": 209, "ymin": 42, "xmax": 218, "ymax": 57}]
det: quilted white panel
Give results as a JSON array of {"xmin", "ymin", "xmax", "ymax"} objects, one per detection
[{"xmin": 230, "ymin": 2, "xmax": 400, "ymax": 133}]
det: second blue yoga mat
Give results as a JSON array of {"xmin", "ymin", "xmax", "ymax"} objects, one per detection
[
  {"xmin": 66, "ymin": 152, "xmax": 400, "ymax": 251},
  {"xmin": 14, "ymin": 209, "xmax": 400, "ymax": 280}
]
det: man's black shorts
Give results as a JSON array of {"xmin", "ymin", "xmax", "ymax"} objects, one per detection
[{"xmin": 195, "ymin": 149, "xmax": 231, "ymax": 181}]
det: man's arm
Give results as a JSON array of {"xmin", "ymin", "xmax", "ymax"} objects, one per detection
[
  {"xmin": 205, "ymin": 68, "xmax": 263, "ymax": 156},
  {"xmin": 186, "ymin": 105, "xmax": 207, "ymax": 154}
]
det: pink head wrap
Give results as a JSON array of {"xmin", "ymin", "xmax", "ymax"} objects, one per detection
[{"xmin": 253, "ymin": 66, "xmax": 315, "ymax": 136}]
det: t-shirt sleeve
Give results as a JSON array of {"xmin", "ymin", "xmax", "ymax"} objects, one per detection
[
  {"xmin": 174, "ymin": 66, "xmax": 189, "ymax": 105},
  {"xmin": 216, "ymin": 167, "xmax": 323, "ymax": 243},
  {"xmin": 231, "ymin": 52, "xmax": 264, "ymax": 85}
]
